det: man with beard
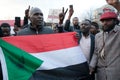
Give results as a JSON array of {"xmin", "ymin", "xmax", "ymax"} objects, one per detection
[
  {"xmin": 64, "ymin": 17, "xmax": 80, "ymax": 32},
  {"xmin": 78, "ymin": 19, "xmax": 95, "ymax": 80},
  {"xmin": 64, "ymin": 5, "xmax": 80, "ymax": 33},
  {"xmin": 17, "ymin": 7, "xmax": 54, "ymax": 35},
  {"xmin": 90, "ymin": 11, "xmax": 120, "ymax": 80},
  {"xmin": 79, "ymin": 19, "xmax": 95, "ymax": 63}
]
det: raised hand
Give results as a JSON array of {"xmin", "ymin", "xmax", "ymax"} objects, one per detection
[
  {"xmin": 68, "ymin": 5, "xmax": 74, "ymax": 20},
  {"xmin": 25, "ymin": 5, "xmax": 30, "ymax": 17},
  {"xmin": 59, "ymin": 7, "xmax": 68, "ymax": 24}
]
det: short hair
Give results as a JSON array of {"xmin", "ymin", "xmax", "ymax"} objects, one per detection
[
  {"xmin": 0, "ymin": 23, "xmax": 11, "ymax": 30},
  {"xmin": 91, "ymin": 22, "xmax": 99, "ymax": 29},
  {"xmin": 72, "ymin": 17, "xmax": 79, "ymax": 21},
  {"xmin": 84, "ymin": 19, "xmax": 91, "ymax": 24}
]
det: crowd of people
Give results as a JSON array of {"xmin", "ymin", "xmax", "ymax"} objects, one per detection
[{"xmin": 0, "ymin": 0, "xmax": 120, "ymax": 80}]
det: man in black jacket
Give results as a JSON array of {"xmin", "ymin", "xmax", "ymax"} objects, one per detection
[{"xmin": 17, "ymin": 7, "xmax": 54, "ymax": 35}]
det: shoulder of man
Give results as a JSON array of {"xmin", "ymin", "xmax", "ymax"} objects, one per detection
[
  {"xmin": 42, "ymin": 26, "xmax": 54, "ymax": 33},
  {"xmin": 95, "ymin": 31, "xmax": 103, "ymax": 39},
  {"xmin": 115, "ymin": 25, "xmax": 120, "ymax": 36},
  {"xmin": 116, "ymin": 25, "xmax": 120, "ymax": 30},
  {"xmin": 17, "ymin": 27, "xmax": 30, "ymax": 35}
]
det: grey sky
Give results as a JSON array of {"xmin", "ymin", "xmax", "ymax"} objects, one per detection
[{"xmin": 0, "ymin": 0, "xmax": 107, "ymax": 21}]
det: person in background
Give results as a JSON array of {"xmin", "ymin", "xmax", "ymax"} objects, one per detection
[
  {"xmin": 17, "ymin": 7, "xmax": 54, "ymax": 35},
  {"xmin": 0, "ymin": 27, "xmax": 3, "ymax": 37},
  {"xmin": 54, "ymin": 7, "xmax": 68, "ymax": 33},
  {"xmin": 23, "ymin": 6, "xmax": 30, "ymax": 27},
  {"xmin": 0, "ymin": 23, "xmax": 11, "ymax": 37},
  {"xmin": 106, "ymin": 0, "xmax": 120, "ymax": 21},
  {"xmin": 13, "ymin": 23, "xmax": 21, "ymax": 36},
  {"xmin": 64, "ymin": 5, "xmax": 80, "ymax": 33},
  {"xmin": 90, "ymin": 11, "xmax": 120, "ymax": 80},
  {"xmin": 51, "ymin": 23, "xmax": 59, "ymax": 33},
  {"xmin": 0, "ymin": 23, "xmax": 4, "ymax": 80},
  {"xmin": 90, "ymin": 22, "xmax": 100, "ymax": 35},
  {"xmin": 106, "ymin": 0, "xmax": 120, "ymax": 12}
]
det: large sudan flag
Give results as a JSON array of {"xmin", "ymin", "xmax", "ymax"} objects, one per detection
[{"xmin": 0, "ymin": 32, "xmax": 89, "ymax": 80}]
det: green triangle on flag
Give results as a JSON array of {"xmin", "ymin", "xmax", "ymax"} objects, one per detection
[{"xmin": 0, "ymin": 39, "xmax": 43, "ymax": 80}]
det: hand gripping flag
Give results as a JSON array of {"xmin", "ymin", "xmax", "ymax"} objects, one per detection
[{"xmin": 0, "ymin": 32, "xmax": 89, "ymax": 80}]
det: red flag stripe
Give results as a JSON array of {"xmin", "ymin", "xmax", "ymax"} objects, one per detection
[{"xmin": 2, "ymin": 32, "xmax": 78, "ymax": 53}]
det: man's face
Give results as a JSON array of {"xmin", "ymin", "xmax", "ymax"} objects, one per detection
[
  {"xmin": 73, "ymin": 18, "xmax": 79, "ymax": 26},
  {"xmin": 30, "ymin": 12, "xmax": 44, "ymax": 28},
  {"xmin": 80, "ymin": 20, "xmax": 91, "ymax": 33},
  {"xmin": 106, "ymin": 0, "xmax": 119, "ymax": 5},
  {"xmin": 101, "ymin": 19, "xmax": 116, "ymax": 32},
  {"xmin": 90, "ymin": 25, "xmax": 98, "ymax": 35},
  {"xmin": 1, "ymin": 27, "xmax": 10, "ymax": 37}
]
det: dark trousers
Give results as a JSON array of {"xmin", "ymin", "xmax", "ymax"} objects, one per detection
[{"xmin": 89, "ymin": 73, "xmax": 95, "ymax": 80}]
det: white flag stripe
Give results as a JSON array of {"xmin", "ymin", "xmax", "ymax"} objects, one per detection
[
  {"xmin": 31, "ymin": 46, "xmax": 87, "ymax": 70},
  {"xmin": 0, "ymin": 47, "xmax": 8, "ymax": 80}
]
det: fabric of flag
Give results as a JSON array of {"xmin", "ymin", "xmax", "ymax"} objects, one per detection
[{"xmin": 0, "ymin": 32, "xmax": 89, "ymax": 80}]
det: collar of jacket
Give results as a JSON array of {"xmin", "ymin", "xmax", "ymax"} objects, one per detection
[
  {"xmin": 113, "ymin": 25, "xmax": 119, "ymax": 33},
  {"xmin": 29, "ymin": 23, "xmax": 43, "ymax": 31}
]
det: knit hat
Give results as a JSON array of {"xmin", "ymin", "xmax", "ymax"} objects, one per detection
[
  {"xmin": 29, "ymin": 7, "xmax": 43, "ymax": 17},
  {"xmin": 100, "ymin": 11, "xmax": 117, "ymax": 21}
]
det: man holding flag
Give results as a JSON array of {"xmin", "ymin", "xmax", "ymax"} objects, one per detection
[
  {"xmin": 0, "ymin": 32, "xmax": 90, "ymax": 80},
  {"xmin": 0, "ymin": 7, "xmax": 90, "ymax": 80}
]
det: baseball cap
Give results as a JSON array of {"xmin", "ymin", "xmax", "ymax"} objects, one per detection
[{"xmin": 100, "ymin": 11, "xmax": 117, "ymax": 21}]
